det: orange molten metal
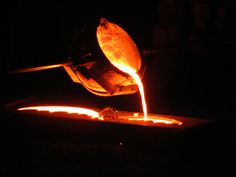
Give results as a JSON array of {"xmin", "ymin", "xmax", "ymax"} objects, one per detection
[
  {"xmin": 17, "ymin": 106, "xmax": 182, "ymax": 126},
  {"xmin": 16, "ymin": 19, "xmax": 184, "ymax": 127},
  {"xmin": 97, "ymin": 18, "xmax": 148, "ymax": 120},
  {"xmin": 129, "ymin": 114, "xmax": 182, "ymax": 126},
  {"xmin": 18, "ymin": 106, "xmax": 103, "ymax": 120}
]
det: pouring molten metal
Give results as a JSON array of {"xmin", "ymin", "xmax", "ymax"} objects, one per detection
[
  {"xmin": 97, "ymin": 18, "xmax": 147, "ymax": 119},
  {"xmin": 14, "ymin": 18, "xmax": 183, "ymax": 127}
]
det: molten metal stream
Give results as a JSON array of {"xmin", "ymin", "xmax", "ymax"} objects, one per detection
[
  {"xmin": 15, "ymin": 19, "xmax": 183, "ymax": 127},
  {"xmin": 128, "ymin": 73, "xmax": 147, "ymax": 119},
  {"xmin": 109, "ymin": 63, "xmax": 148, "ymax": 120},
  {"xmin": 96, "ymin": 18, "xmax": 147, "ymax": 120}
]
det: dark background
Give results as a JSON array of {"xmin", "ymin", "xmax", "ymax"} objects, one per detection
[{"xmin": 2, "ymin": 0, "xmax": 236, "ymax": 177}]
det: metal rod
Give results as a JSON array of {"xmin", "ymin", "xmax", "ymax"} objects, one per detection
[{"xmin": 8, "ymin": 61, "xmax": 73, "ymax": 74}]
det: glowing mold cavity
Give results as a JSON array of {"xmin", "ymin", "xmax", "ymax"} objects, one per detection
[{"xmin": 17, "ymin": 106, "xmax": 182, "ymax": 126}]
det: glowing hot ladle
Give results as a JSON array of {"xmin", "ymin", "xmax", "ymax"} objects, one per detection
[{"xmin": 96, "ymin": 18, "xmax": 147, "ymax": 120}]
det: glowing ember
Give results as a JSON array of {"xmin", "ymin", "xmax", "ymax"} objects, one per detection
[{"xmin": 18, "ymin": 106, "xmax": 103, "ymax": 120}]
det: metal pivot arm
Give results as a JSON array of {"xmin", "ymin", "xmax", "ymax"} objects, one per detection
[{"xmin": 7, "ymin": 60, "xmax": 138, "ymax": 97}]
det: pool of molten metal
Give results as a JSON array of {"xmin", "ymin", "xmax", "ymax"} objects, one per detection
[{"xmin": 17, "ymin": 106, "xmax": 183, "ymax": 128}]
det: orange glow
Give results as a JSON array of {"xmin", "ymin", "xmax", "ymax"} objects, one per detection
[
  {"xmin": 111, "ymin": 63, "xmax": 148, "ymax": 120},
  {"xmin": 96, "ymin": 18, "xmax": 148, "ymax": 120},
  {"xmin": 95, "ymin": 18, "xmax": 183, "ymax": 126},
  {"xmin": 18, "ymin": 106, "xmax": 103, "ymax": 120},
  {"xmin": 130, "ymin": 73, "xmax": 148, "ymax": 119},
  {"xmin": 96, "ymin": 18, "xmax": 142, "ymax": 73},
  {"xmin": 128, "ymin": 116, "xmax": 183, "ymax": 126},
  {"xmin": 17, "ymin": 106, "xmax": 182, "ymax": 126},
  {"xmin": 13, "ymin": 19, "xmax": 185, "ymax": 128}
]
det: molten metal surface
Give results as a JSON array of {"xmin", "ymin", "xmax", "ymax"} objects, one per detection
[
  {"xmin": 128, "ymin": 114, "xmax": 183, "ymax": 126},
  {"xmin": 17, "ymin": 106, "xmax": 182, "ymax": 127},
  {"xmin": 18, "ymin": 106, "xmax": 102, "ymax": 120}
]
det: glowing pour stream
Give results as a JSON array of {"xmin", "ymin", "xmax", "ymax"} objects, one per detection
[
  {"xmin": 15, "ymin": 18, "xmax": 183, "ymax": 127},
  {"xmin": 96, "ymin": 18, "xmax": 148, "ymax": 120},
  {"xmin": 110, "ymin": 63, "xmax": 148, "ymax": 120}
]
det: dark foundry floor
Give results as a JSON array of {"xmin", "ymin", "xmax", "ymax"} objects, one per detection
[{"xmin": 1, "ymin": 109, "xmax": 235, "ymax": 177}]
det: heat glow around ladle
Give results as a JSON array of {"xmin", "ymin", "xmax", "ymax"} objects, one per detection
[{"xmin": 96, "ymin": 18, "xmax": 148, "ymax": 120}]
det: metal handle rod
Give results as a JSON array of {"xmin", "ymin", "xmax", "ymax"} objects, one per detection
[{"xmin": 8, "ymin": 61, "xmax": 73, "ymax": 74}]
